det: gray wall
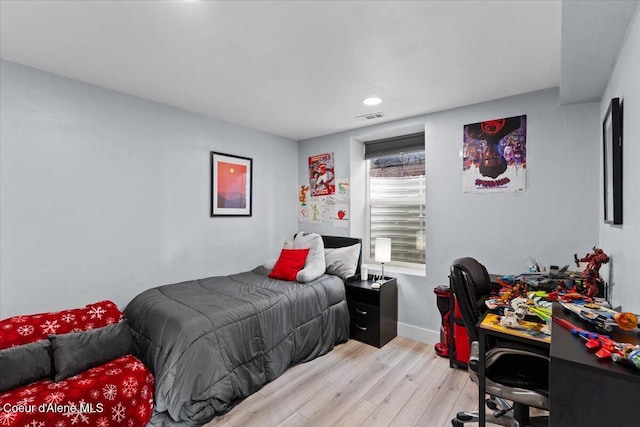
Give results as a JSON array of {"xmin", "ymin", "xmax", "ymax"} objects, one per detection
[
  {"xmin": 5, "ymin": 44, "xmax": 632, "ymax": 339},
  {"xmin": 299, "ymin": 88, "xmax": 601, "ymax": 343},
  {"xmin": 600, "ymin": 10, "xmax": 640, "ymax": 312},
  {"xmin": 0, "ymin": 60, "xmax": 299, "ymax": 318}
]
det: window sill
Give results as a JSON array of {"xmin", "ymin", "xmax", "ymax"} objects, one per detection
[{"xmin": 364, "ymin": 263, "xmax": 426, "ymax": 278}]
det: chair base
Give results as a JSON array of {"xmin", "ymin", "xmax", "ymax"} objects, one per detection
[
  {"xmin": 452, "ymin": 412, "xmax": 549, "ymax": 427},
  {"xmin": 451, "ymin": 398, "xmax": 548, "ymax": 427}
]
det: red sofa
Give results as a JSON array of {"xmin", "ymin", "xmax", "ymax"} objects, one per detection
[{"xmin": 0, "ymin": 300, "xmax": 154, "ymax": 427}]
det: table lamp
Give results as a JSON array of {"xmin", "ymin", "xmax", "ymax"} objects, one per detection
[{"xmin": 374, "ymin": 238, "xmax": 391, "ymax": 283}]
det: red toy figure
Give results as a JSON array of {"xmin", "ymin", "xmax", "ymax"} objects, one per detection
[
  {"xmin": 552, "ymin": 317, "xmax": 636, "ymax": 364},
  {"xmin": 582, "ymin": 270, "xmax": 600, "ymax": 297},
  {"xmin": 579, "ymin": 247, "xmax": 610, "ymax": 297}
]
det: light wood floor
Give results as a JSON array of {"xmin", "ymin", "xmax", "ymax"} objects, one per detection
[{"xmin": 204, "ymin": 336, "xmax": 482, "ymax": 427}]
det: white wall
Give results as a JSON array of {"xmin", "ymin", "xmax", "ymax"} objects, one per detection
[
  {"xmin": 0, "ymin": 60, "xmax": 299, "ymax": 318},
  {"xmin": 300, "ymin": 88, "xmax": 601, "ymax": 344},
  {"xmin": 600, "ymin": 9, "xmax": 640, "ymax": 312}
]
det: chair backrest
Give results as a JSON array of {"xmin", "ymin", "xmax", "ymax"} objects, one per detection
[{"xmin": 450, "ymin": 257, "xmax": 492, "ymax": 342}]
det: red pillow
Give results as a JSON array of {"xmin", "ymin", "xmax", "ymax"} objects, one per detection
[{"xmin": 269, "ymin": 248, "xmax": 310, "ymax": 281}]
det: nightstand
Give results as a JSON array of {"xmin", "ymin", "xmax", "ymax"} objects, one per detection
[{"xmin": 344, "ymin": 276, "xmax": 398, "ymax": 348}]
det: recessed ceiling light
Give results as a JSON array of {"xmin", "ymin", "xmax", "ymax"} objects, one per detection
[{"xmin": 363, "ymin": 97, "xmax": 383, "ymax": 106}]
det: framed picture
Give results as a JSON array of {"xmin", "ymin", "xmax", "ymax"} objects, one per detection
[
  {"xmin": 602, "ymin": 98, "xmax": 622, "ymax": 225},
  {"xmin": 211, "ymin": 152, "xmax": 252, "ymax": 217}
]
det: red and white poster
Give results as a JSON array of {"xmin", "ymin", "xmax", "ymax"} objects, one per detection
[{"xmin": 308, "ymin": 152, "xmax": 335, "ymax": 197}]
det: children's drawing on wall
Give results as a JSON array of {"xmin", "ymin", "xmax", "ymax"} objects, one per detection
[
  {"xmin": 335, "ymin": 177, "xmax": 349, "ymax": 201},
  {"xmin": 308, "ymin": 152, "xmax": 335, "ymax": 196},
  {"xmin": 298, "ymin": 184, "xmax": 310, "ymax": 206},
  {"xmin": 299, "ymin": 206, "xmax": 309, "ymax": 222},
  {"xmin": 463, "ymin": 115, "xmax": 526, "ymax": 193},
  {"xmin": 332, "ymin": 177, "xmax": 350, "ymax": 227},
  {"xmin": 309, "ymin": 201, "xmax": 321, "ymax": 223},
  {"xmin": 333, "ymin": 204, "xmax": 349, "ymax": 228},
  {"xmin": 321, "ymin": 197, "xmax": 334, "ymax": 222},
  {"xmin": 298, "ymin": 184, "xmax": 310, "ymax": 222},
  {"xmin": 298, "ymin": 177, "xmax": 349, "ymax": 228}
]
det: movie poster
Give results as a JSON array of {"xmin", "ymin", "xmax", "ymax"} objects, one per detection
[
  {"xmin": 308, "ymin": 152, "xmax": 335, "ymax": 197},
  {"xmin": 462, "ymin": 115, "xmax": 527, "ymax": 193}
]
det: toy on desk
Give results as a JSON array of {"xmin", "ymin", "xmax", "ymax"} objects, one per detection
[
  {"xmin": 496, "ymin": 277, "xmax": 530, "ymax": 298},
  {"xmin": 576, "ymin": 247, "xmax": 610, "ymax": 297},
  {"xmin": 502, "ymin": 270, "xmax": 572, "ymax": 293},
  {"xmin": 484, "ymin": 278, "xmax": 529, "ymax": 310},
  {"xmin": 552, "ymin": 317, "xmax": 640, "ymax": 370},
  {"xmin": 498, "ymin": 308, "xmax": 552, "ymax": 336},
  {"xmin": 528, "ymin": 258, "xmax": 541, "ymax": 273},
  {"xmin": 615, "ymin": 311, "xmax": 640, "ymax": 330},
  {"xmin": 552, "ymin": 290, "xmax": 585, "ymax": 302},
  {"xmin": 559, "ymin": 301, "xmax": 639, "ymax": 333},
  {"xmin": 510, "ymin": 296, "xmax": 552, "ymax": 322},
  {"xmin": 612, "ymin": 347, "xmax": 640, "ymax": 370},
  {"xmin": 493, "ymin": 293, "xmax": 553, "ymax": 336},
  {"xmin": 489, "ymin": 275, "xmax": 550, "ymax": 304},
  {"xmin": 499, "ymin": 309, "xmax": 522, "ymax": 329}
]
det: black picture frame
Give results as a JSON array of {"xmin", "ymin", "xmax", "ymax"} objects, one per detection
[
  {"xmin": 210, "ymin": 152, "xmax": 253, "ymax": 217},
  {"xmin": 602, "ymin": 97, "xmax": 622, "ymax": 225}
]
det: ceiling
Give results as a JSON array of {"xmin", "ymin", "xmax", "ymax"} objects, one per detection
[{"xmin": 0, "ymin": 1, "xmax": 636, "ymax": 141}]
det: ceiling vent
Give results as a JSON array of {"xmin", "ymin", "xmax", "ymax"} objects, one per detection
[{"xmin": 355, "ymin": 112, "xmax": 386, "ymax": 121}]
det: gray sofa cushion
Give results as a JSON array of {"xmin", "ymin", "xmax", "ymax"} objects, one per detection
[
  {"xmin": 0, "ymin": 340, "xmax": 52, "ymax": 392},
  {"xmin": 49, "ymin": 320, "xmax": 132, "ymax": 381}
]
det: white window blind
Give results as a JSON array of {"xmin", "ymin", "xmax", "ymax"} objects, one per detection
[{"xmin": 366, "ymin": 150, "xmax": 426, "ymax": 266}]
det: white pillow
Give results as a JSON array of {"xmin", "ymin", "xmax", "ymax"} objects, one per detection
[
  {"xmin": 263, "ymin": 259, "xmax": 277, "ymax": 270},
  {"xmin": 293, "ymin": 232, "xmax": 326, "ymax": 282},
  {"xmin": 325, "ymin": 243, "xmax": 361, "ymax": 280}
]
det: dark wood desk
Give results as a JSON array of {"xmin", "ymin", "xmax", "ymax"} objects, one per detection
[
  {"xmin": 478, "ymin": 303, "xmax": 640, "ymax": 427},
  {"xmin": 550, "ymin": 304, "xmax": 640, "ymax": 426}
]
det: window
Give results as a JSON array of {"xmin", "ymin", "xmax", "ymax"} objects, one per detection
[{"xmin": 365, "ymin": 133, "xmax": 425, "ymax": 268}]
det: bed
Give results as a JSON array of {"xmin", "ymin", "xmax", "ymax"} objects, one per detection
[{"xmin": 124, "ymin": 235, "xmax": 360, "ymax": 426}]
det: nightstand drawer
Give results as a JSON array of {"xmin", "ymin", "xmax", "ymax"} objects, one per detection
[
  {"xmin": 348, "ymin": 301, "xmax": 379, "ymax": 323},
  {"xmin": 345, "ymin": 286, "xmax": 379, "ymax": 306},
  {"xmin": 350, "ymin": 318, "xmax": 380, "ymax": 347}
]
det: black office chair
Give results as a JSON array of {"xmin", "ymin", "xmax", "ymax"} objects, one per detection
[{"xmin": 450, "ymin": 257, "xmax": 549, "ymax": 427}]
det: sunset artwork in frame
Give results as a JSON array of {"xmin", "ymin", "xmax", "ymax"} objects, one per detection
[{"xmin": 211, "ymin": 152, "xmax": 252, "ymax": 217}]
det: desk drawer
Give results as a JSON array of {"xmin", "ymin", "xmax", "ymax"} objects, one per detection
[{"xmin": 350, "ymin": 318, "xmax": 380, "ymax": 347}]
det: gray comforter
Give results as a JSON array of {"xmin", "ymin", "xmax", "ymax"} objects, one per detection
[{"xmin": 124, "ymin": 266, "xmax": 350, "ymax": 426}]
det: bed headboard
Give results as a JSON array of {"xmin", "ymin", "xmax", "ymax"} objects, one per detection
[{"xmin": 321, "ymin": 235, "xmax": 363, "ymax": 282}]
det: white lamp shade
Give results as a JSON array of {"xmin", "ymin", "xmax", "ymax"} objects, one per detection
[{"xmin": 374, "ymin": 238, "xmax": 392, "ymax": 263}]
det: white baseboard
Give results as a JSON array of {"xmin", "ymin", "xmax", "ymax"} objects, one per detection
[{"xmin": 397, "ymin": 322, "xmax": 440, "ymax": 346}]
